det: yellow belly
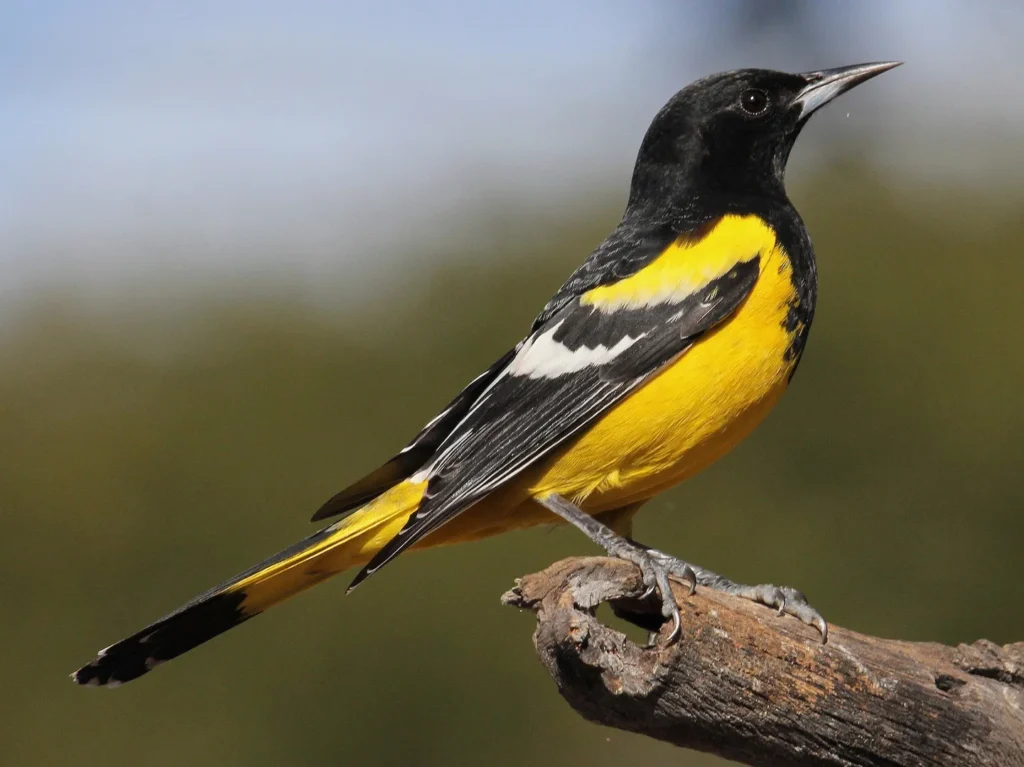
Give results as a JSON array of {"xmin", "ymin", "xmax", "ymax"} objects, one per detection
[
  {"xmin": 424, "ymin": 214, "xmax": 802, "ymax": 543},
  {"xmin": 531, "ymin": 243, "xmax": 799, "ymax": 511}
]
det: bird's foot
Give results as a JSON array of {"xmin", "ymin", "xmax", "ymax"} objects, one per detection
[
  {"xmin": 535, "ymin": 494, "xmax": 827, "ymax": 644},
  {"xmin": 535, "ymin": 494, "xmax": 695, "ymax": 642},
  {"xmin": 601, "ymin": 537, "xmax": 696, "ymax": 643},
  {"xmin": 643, "ymin": 548, "xmax": 828, "ymax": 642}
]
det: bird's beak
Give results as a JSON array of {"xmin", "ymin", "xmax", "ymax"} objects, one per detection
[{"xmin": 794, "ymin": 61, "xmax": 902, "ymax": 119}]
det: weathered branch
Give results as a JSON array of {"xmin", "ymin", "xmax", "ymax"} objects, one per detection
[{"xmin": 501, "ymin": 557, "xmax": 1024, "ymax": 767}]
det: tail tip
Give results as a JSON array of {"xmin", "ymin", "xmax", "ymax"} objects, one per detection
[
  {"xmin": 71, "ymin": 589, "xmax": 251, "ymax": 689},
  {"xmin": 71, "ymin": 646, "xmax": 165, "ymax": 688},
  {"xmin": 70, "ymin": 663, "xmax": 122, "ymax": 688}
]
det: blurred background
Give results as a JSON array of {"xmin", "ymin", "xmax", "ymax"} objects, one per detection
[{"xmin": 4, "ymin": 1, "xmax": 1024, "ymax": 765}]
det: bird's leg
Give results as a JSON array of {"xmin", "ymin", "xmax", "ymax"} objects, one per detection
[
  {"xmin": 536, "ymin": 494, "xmax": 695, "ymax": 642},
  {"xmin": 538, "ymin": 494, "xmax": 828, "ymax": 643},
  {"xmin": 637, "ymin": 545, "xmax": 828, "ymax": 642}
]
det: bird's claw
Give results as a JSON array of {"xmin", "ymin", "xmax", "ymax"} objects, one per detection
[
  {"xmin": 734, "ymin": 583, "xmax": 828, "ymax": 643},
  {"xmin": 665, "ymin": 608, "xmax": 682, "ymax": 644},
  {"xmin": 614, "ymin": 544, "xmax": 692, "ymax": 644},
  {"xmin": 813, "ymin": 615, "xmax": 828, "ymax": 643},
  {"xmin": 679, "ymin": 563, "xmax": 697, "ymax": 595},
  {"xmin": 641, "ymin": 547, "xmax": 829, "ymax": 644}
]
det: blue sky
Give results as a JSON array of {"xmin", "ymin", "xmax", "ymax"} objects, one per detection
[{"xmin": 2, "ymin": 1, "xmax": 1022, "ymax": 301}]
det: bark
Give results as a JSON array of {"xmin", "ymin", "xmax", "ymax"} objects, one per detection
[{"xmin": 501, "ymin": 557, "xmax": 1024, "ymax": 767}]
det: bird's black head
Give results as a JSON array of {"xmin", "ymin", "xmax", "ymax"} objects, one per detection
[{"xmin": 628, "ymin": 62, "xmax": 901, "ymax": 211}]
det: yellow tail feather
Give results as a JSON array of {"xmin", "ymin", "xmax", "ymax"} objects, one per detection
[
  {"xmin": 233, "ymin": 480, "xmax": 427, "ymax": 614},
  {"xmin": 72, "ymin": 480, "xmax": 426, "ymax": 687}
]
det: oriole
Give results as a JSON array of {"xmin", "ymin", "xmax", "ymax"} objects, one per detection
[{"xmin": 74, "ymin": 61, "xmax": 900, "ymax": 687}]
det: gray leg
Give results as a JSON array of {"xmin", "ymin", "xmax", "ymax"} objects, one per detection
[
  {"xmin": 537, "ymin": 493, "xmax": 828, "ymax": 643},
  {"xmin": 537, "ymin": 494, "xmax": 695, "ymax": 642},
  {"xmin": 642, "ymin": 547, "xmax": 828, "ymax": 642}
]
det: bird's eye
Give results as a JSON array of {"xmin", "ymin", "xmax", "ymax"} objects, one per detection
[{"xmin": 740, "ymin": 89, "xmax": 770, "ymax": 116}]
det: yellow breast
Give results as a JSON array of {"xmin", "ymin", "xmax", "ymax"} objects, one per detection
[{"xmin": 528, "ymin": 214, "xmax": 802, "ymax": 511}]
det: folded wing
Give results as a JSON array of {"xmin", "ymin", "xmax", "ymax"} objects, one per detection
[{"xmin": 349, "ymin": 253, "xmax": 761, "ymax": 587}]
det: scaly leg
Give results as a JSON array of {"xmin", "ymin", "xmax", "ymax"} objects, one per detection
[
  {"xmin": 540, "ymin": 494, "xmax": 828, "ymax": 643},
  {"xmin": 641, "ymin": 547, "xmax": 827, "ymax": 641},
  {"xmin": 537, "ymin": 494, "xmax": 695, "ymax": 641}
]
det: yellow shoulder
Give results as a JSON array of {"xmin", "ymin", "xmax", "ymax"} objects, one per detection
[{"xmin": 581, "ymin": 215, "xmax": 778, "ymax": 311}]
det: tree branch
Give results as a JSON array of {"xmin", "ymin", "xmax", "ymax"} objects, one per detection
[{"xmin": 501, "ymin": 557, "xmax": 1024, "ymax": 767}]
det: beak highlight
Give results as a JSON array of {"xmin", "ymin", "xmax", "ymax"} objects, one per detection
[{"xmin": 795, "ymin": 61, "xmax": 902, "ymax": 118}]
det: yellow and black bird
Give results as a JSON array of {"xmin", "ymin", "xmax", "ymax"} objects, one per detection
[{"xmin": 73, "ymin": 62, "xmax": 899, "ymax": 687}]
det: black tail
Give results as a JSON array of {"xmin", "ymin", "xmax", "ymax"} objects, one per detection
[{"xmin": 71, "ymin": 525, "xmax": 336, "ymax": 687}]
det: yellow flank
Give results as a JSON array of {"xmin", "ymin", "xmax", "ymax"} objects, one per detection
[
  {"xmin": 582, "ymin": 215, "xmax": 779, "ymax": 310},
  {"xmin": 428, "ymin": 213, "xmax": 800, "ymax": 541},
  {"xmin": 226, "ymin": 214, "xmax": 801, "ymax": 611},
  {"xmin": 529, "ymin": 214, "xmax": 798, "ymax": 511}
]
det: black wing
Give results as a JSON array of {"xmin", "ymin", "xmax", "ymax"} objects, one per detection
[
  {"xmin": 310, "ymin": 347, "xmax": 519, "ymax": 521},
  {"xmin": 349, "ymin": 255, "xmax": 760, "ymax": 588},
  {"xmin": 313, "ymin": 216, "xmax": 695, "ymax": 522}
]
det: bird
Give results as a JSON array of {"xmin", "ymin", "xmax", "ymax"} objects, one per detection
[{"xmin": 73, "ymin": 61, "xmax": 900, "ymax": 687}]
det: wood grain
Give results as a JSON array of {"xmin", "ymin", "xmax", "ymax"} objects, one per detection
[{"xmin": 502, "ymin": 557, "xmax": 1024, "ymax": 766}]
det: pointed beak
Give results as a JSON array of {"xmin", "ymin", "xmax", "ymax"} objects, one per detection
[{"xmin": 794, "ymin": 61, "xmax": 902, "ymax": 119}]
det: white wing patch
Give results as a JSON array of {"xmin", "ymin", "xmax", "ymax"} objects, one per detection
[{"xmin": 507, "ymin": 320, "xmax": 644, "ymax": 380}]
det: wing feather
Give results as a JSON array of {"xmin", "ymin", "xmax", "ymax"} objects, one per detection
[
  {"xmin": 349, "ymin": 254, "xmax": 760, "ymax": 587},
  {"xmin": 313, "ymin": 215, "xmax": 713, "ymax": 522},
  {"xmin": 310, "ymin": 347, "xmax": 519, "ymax": 521}
]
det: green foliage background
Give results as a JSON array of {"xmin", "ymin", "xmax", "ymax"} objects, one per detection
[{"xmin": 4, "ymin": 166, "xmax": 1023, "ymax": 765}]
